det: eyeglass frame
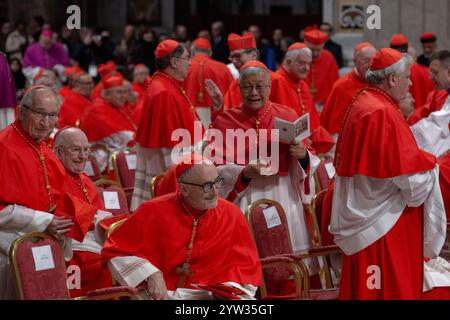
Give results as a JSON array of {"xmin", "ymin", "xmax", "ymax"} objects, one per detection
[
  {"xmin": 239, "ymin": 84, "xmax": 271, "ymax": 93},
  {"xmin": 56, "ymin": 145, "xmax": 91, "ymax": 156},
  {"xmin": 21, "ymin": 104, "xmax": 59, "ymax": 121},
  {"xmin": 229, "ymin": 49, "xmax": 254, "ymax": 61},
  {"xmin": 179, "ymin": 175, "xmax": 224, "ymax": 193}
]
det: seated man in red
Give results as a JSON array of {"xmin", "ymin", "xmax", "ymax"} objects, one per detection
[
  {"xmin": 53, "ymin": 127, "xmax": 113, "ymax": 297},
  {"xmin": 102, "ymin": 154, "xmax": 262, "ymax": 300}
]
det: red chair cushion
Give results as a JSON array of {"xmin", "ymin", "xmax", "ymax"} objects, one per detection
[
  {"xmin": 115, "ymin": 151, "xmax": 136, "ymax": 189},
  {"xmin": 96, "ymin": 185, "xmax": 130, "ymax": 216},
  {"xmin": 16, "ymin": 238, "xmax": 69, "ymax": 300},
  {"xmin": 315, "ymin": 159, "xmax": 334, "ymax": 191}
]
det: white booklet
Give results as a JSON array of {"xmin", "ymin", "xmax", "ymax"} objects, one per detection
[{"xmin": 274, "ymin": 113, "xmax": 311, "ymax": 144}]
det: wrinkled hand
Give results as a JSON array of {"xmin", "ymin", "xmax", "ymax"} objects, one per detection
[
  {"xmin": 242, "ymin": 161, "xmax": 271, "ymax": 179},
  {"xmin": 205, "ymin": 79, "xmax": 223, "ymax": 112},
  {"xmin": 46, "ymin": 216, "xmax": 74, "ymax": 240},
  {"xmin": 146, "ymin": 271, "xmax": 168, "ymax": 300},
  {"xmin": 289, "ymin": 141, "xmax": 307, "ymax": 160}
]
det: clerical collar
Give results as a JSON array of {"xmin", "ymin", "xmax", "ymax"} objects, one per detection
[{"xmin": 281, "ymin": 65, "xmax": 300, "ymax": 84}]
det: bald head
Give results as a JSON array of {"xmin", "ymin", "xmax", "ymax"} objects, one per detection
[
  {"xmin": 133, "ymin": 64, "xmax": 150, "ymax": 84},
  {"xmin": 73, "ymin": 74, "xmax": 94, "ymax": 97},
  {"xmin": 54, "ymin": 127, "xmax": 91, "ymax": 174}
]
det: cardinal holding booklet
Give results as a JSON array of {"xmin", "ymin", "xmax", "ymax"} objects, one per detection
[
  {"xmin": 208, "ymin": 61, "xmax": 320, "ymax": 261},
  {"xmin": 102, "ymin": 154, "xmax": 262, "ymax": 300}
]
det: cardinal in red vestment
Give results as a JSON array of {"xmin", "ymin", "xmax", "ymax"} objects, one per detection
[
  {"xmin": 303, "ymin": 26, "xmax": 340, "ymax": 108},
  {"xmin": 330, "ymin": 48, "xmax": 447, "ymax": 300},
  {"xmin": 102, "ymin": 154, "xmax": 262, "ymax": 300},
  {"xmin": 53, "ymin": 127, "xmax": 113, "ymax": 297},
  {"xmin": 270, "ymin": 42, "xmax": 334, "ymax": 154},
  {"xmin": 91, "ymin": 60, "xmax": 117, "ymax": 100},
  {"xmin": 321, "ymin": 42, "xmax": 376, "ymax": 136}
]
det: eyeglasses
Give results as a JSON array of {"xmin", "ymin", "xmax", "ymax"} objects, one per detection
[
  {"xmin": 229, "ymin": 49, "xmax": 253, "ymax": 61},
  {"xmin": 180, "ymin": 175, "xmax": 224, "ymax": 193},
  {"xmin": 22, "ymin": 105, "xmax": 58, "ymax": 121},
  {"xmin": 59, "ymin": 145, "xmax": 91, "ymax": 156},
  {"xmin": 176, "ymin": 56, "xmax": 190, "ymax": 62},
  {"xmin": 240, "ymin": 84, "xmax": 271, "ymax": 93}
]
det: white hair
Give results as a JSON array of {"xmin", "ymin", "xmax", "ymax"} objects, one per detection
[
  {"xmin": 190, "ymin": 44, "xmax": 210, "ymax": 56},
  {"xmin": 239, "ymin": 67, "xmax": 270, "ymax": 81},
  {"xmin": 284, "ymin": 47, "xmax": 312, "ymax": 62},
  {"xmin": 20, "ymin": 86, "xmax": 61, "ymax": 109},
  {"xmin": 365, "ymin": 54, "xmax": 413, "ymax": 85}
]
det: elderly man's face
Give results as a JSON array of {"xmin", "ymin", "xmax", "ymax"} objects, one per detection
[
  {"xmin": 179, "ymin": 164, "xmax": 220, "ymax": 210},
  {"xmin": 173, "ymin": 48, "xmax": 191, "ymax": 80},
  {"xmin": 105, "ymin": 86, "xmax": 126, "ymax": 107},
  {"xmin": 74, "ymin": 75, "xmax": 94, "ymax": 98},
  {"xmin": 286, "ymin": 50, "xmax": 312, "ymax": 80},
  {"xmin": 20, "ymin": 90, "xmax": 59, "ymax": 142},
  {"xmin": 305, "ymin": 41, "xmax": 324, "ymax": 61},
  {"xmin": 54, "ymin": 131, "xmax": 90, "ymax": 174},
  {"xmin": 355, "ymin": 47, "xmax": 376, "ymax": 78},
  {"xmin": 123, "ymin": 81, "xmax": 137, "ymax": 104},
  {"xmin": 389, "ymin": 64, "xmax": 412, "ymax": 103},
  {"xmin": 240, "ymin": 71, "xmax": 271, "ymax": 111},
  {"xmin": 133, "ymin": 66, "xmax": 149, "ymax": 84},
  {"xmin": 429, "ymin": 59, "xmax": 450, "ymax": 90},
  {"xmin": 422, "ymin": 42, "xmax": 437, "ymax": 58},
  {"xmin": 229, "ymin": 49, "xmax": 256, "ymax": 69}
]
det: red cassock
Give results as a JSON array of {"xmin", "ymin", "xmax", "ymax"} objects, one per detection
[
  {"xmin": 91, "ymin": 82, "xmax": 103, "ymax": 100},
  {"xmin": 270, "ymin": 66, "xmax": 334, "ymax": 154},
  {"xmin": 0, "ymin": 121, "xmax": 66, "ymax": 212},
  {"xmin": 409, "ymin": 63, "xmax": 435, "ymax": 110},
  {"xmin": 136, "ymin": 72, "xmax": 202, "ymax": 149},
  {"xmin": 101, "ymin": 193, "xmax": 262, "ymax": 290},
  {"xmin": 59, "ymin": 85, "xmax": 73, "ymax": 98},
  {"xmin": 59, "ymin": 91, "xmax": 91, "ymax": 127},
  {"xmin": 321, "ymin": 70, "xmax": 366, "ymax": 135},
  {"xmin": 306, "ymin": 49, "xmax": 340, "ymax": 106},
  {"xmin": 438, "ymin": 153, "xmax": 450, "ymax": 219},
  {"xmin": 408, "ymin": 89, "xmax": 448, "ymax": 125},
  {"xmin": 132, "ymin": 82, "xmax": 146, "ymax": 100},
  {"xmin": 183, "ymin": 54, "xmax": 233, "ymax": 120},
  {"xmin": 80, "ymin": 98, "xmax": 137, "ymax": 143},
  {"xmin": 224, "ymin": 79, "xmax": 242, "ymax": 110},
  {"xmin": 335, "ymin": 87, "xmax": 437, "ymax": 299},
  {"xmin": 61, "ymin": 173, "xmax": 112, "ymax": 297},
  {"xmin": 320, "ymin": 179, "xmax": 335, "ymax": 247}
]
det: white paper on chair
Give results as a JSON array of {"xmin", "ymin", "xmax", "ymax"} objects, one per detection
[
  {"xmin": 324, "ymin": 162, "xmax": 336, "ymax": 179},
  {"xmin": 125, "ymin": 154, "xmax": 137, "ymax": 170},
  {"xmin": 31, "ymin": 245, "xmax": 55, "ymax": 271},
  {"xmin": 103, "ymin": 191, "xmax": 120, "ymax": 209},
  {"xmin": 263, "ymin": 206, "xmax": 282, "ymax": 229},
  {"xmin": 84, "ymin": 161, "xmax": 94, "ymax": 177}
]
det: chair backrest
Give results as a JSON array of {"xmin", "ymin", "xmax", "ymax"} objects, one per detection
[
  {"xmin": 84, "ymin": 156, "xmax": 101, "ymax": 182},
  {"xmin": 10, "ymin": 232, "xmax": 69, "ymax": 300},
  {"xmin": 245, "ymin": 199, "xmax": 294, "ymax": 258},
  {"xmin": 112, "ymin": 149, "xmax": 136, "ymax": 206},
  {"xmin": 151, "ymin": 173, "xmax": 166, "ymax": 198},
  {"xmin": 95, "ymin": 179, "xmax": 130, "ymax": 216},
  {"xmin": 314, "ymin": 158, "xmax": 334, "ymax": 193}
]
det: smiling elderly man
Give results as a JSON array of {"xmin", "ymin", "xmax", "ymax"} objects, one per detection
[
  {"xmin": 0, "ymin": 86, "xmax": 73, "ymax": 299},
  {"xmin": 102, "ymin": 154, "xmax": 261, "ymax": 300},
  {"xmin": 53, "ymin": 127, "xmax": 113, "ymax": 297}
]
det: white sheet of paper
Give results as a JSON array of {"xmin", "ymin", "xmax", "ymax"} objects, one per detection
[
  {"xmin": 324, "ymin": 162, "xmax": 336, "ymax": 179},
  {"xmin": 263, "ymin": 206, "xmax": 282, "ymax": 229},
  {"xmin": 274, "ymin": 113, "xmax": 311, "ymax": 143},
  {"xmin": 103, "ymin": 191, "xmax": 120, "ymax": 210},
  {"xmin": 84, "ymin": 161, "xmax": 94, "ymax": 177},
  {"xmin": 32, "ymin": 245, "xmax": 55, "ymax": 272},
  {"xmin": 125, "ymin": 154, "xmax": 137, "ymax": 170}
]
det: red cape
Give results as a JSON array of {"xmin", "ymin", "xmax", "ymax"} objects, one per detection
[
  {"xmin": 102, "ymin": 193, "xmax": 262, "ymax": 290},
  {"xmin": 136, "ymin": 72, "xmax": 202, "ymax": 148},
  {"xmin": 0, "ymin": 121, "xmax": 66, "ymax": 211},
  {"xmin": 306, "ymin": 49, "xmax": 340, "ymax": 105},
  {"xmin": 59, "ymin": 91, "xmax": 91, "ymax": 127},
  {"xmin": 321, "ymin": 70, "xmax": 366, "ymax": 134},
  {"xmin": 270, "ymin": 66, "xmax": 334, "ymax": 154},
  {"xmin": 210, "ymin": 102, "xmax": 306, "ymax": 176},
  {"xmin": 183, "ymin": 54, "xmax": 233, "ymax": 118},
  {"xmin": 335, "ymin": 87, "xmax": 436, "ymax": 178},
  {"xmin": 438, "ymin": 153, "xmax": 450, "ymax": 219},
  {"xmin": 91, "ymin": 82, "xmax": 103, "ymax": 100},
  {"xmin": 410, "ymin": 63, "xmax": 435, "ymax": 110},
  {"xmin": 80, "ymin": 97, "xmax": 137, "ymax": 142},
  {"xmin": 224, "ymin": 79, "xmax": 242, "ymax": 109},
  {"xmin": 59, "ymin": 86, "xmax": 73, "ymax": 98},
  {"xmin": 408, "ymin": 89, "xmax": 448, "ymax": 125}
]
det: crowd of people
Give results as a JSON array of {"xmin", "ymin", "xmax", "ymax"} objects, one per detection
[{"xmin": 0, "ymin": 15, "xmax": 449, "ymax": 300}]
